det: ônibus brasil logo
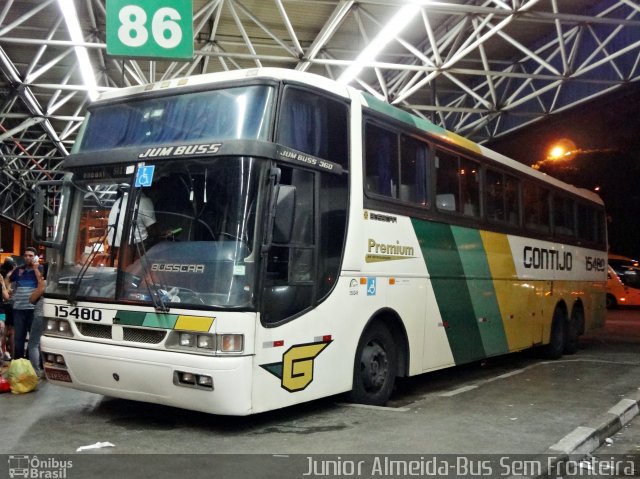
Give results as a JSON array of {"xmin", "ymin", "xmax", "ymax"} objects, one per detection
[{"xmin": 8, "ymin": 455, "xmax": 72, "ymax": 478}]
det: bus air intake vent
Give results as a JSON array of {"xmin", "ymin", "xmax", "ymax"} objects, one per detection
[
  {"xmin": 77, "ymin": 323, "xmax": 112, "ymax": 340},
  {"xmin": 123, "ymin": 327, "xmax": 167, "ymax": 344}
]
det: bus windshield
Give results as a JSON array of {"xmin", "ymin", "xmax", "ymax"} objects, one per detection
[
  {"xmin": 75, "ymin": 85, "xmax": 273, "ymax": 152},
  {"xmin": 47, "ymin": 157, "xmax": 265, "ymax": 309}
]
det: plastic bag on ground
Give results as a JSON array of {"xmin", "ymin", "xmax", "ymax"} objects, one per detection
[{"xmin": 7, "ymin": 358, "xmax": 39, "ymax": 394}]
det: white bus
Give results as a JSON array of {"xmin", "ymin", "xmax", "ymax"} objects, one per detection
[{"xmin": 35, "ymin": 68, "xmax": 607, "ymax": 415}]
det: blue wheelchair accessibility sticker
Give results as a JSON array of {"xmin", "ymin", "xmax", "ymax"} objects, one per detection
[
  {"xmin": 367, "ymin": 277, "xmax": 376, "ymax": 296},
  {"xmin": 135, "ymin": 165, "xmax": 155, "ymax": 187}
]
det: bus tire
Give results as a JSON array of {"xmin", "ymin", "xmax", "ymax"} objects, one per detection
[
  {"xmin": 349, "ymin": 322, "xmax": 397, "ymax": 406},
  {"xmin": 539, "ymin": 309, "xmax": 565, "ymax": 360},
  {"xmin": 606, "ymin": 294, "xmax": 617, "ymax": 309},
  {"xmin": 564, "ymin": 309, "xmax": 582, "ymax": 355}
]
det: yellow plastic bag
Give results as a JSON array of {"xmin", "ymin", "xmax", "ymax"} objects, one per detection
[{"xmin": 7, "ymin": 358, "xmax": 39, "ymax": 394}]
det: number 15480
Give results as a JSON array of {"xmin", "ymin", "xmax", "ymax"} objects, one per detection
[{"xmin": 55, "ymin": 305, "xmax": 103, "ymax": 322}]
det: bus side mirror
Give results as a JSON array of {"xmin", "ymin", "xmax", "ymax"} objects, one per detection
[
  {"xmin": 32, "ymin": 186, "xmax": 49, "ymax": 244},
  {"xmin": 32, "ymin": 179, "xmax": 70, "ymax": 248},
  {"xmin": 272, "ymin": 185, "xmax": 296, "ymax": 244}
]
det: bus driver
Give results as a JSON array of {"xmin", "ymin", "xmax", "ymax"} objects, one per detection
[{"xmin": 107, "ymin": 190, "xmax": 157, "ymax": 248}]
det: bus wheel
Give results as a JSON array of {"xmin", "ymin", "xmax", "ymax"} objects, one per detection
[
  {"xmin": 606, "ymin": 294, "xmax": 617, "ymax": 309},
  {"xmin": 564, "ymin": 310, "xmax": 582, "ymax": 355},
  {"xmin": 539, "ymin": 309, "xmax": 565, "ymax": 360},
  {"xmin": 349, "ymin": 322, "xmax": 397, "ymax": 406}
]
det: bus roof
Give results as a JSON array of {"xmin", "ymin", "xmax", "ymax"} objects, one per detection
[{"xmin": 94, "ymin": 67, "xmax": 602, "ymax": 206}]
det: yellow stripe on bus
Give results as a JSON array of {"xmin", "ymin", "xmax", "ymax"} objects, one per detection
[
  {"xmin": 174, "ymin": 315, "xmax": 215, "ymax": 332},
  {"xmin": 480, "ymin": 231, "xmax": 540, "ymax": 351}
]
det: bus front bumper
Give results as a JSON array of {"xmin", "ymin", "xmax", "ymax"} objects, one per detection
[{"xmin": 40, "ymin": 336, "xmax": 254, "ymax": 416}]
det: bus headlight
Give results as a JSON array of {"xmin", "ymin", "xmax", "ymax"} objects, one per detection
[
  {"xmin": 197, "ymin": 335, "xmax": 215, "ymax": 350},
  {"xmin": 179, "ymin": 333, "xmax": 195, "ymax": 347},
  {"xmin": 58, "ymin": 321, "xmax": 72, "ymax": 335},
  {"xmin": 166, "ymin": 331, "xmax": 242, "ymax": 355},
  {"xmin": 44, "ymin": 318, "xmax": 74, "ymax": 337}
]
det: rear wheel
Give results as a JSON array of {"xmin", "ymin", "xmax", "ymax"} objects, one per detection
[
  {"xmin": 564, "ymin": 309, "xmax": 582, "ymax": 355},
  {"xmin": 539, "ymin": 308, "xmax": 566, "ymax": 359},
  {"xmin": 348, "ymin": 322, "xmax": 397, "ymax": 406}
]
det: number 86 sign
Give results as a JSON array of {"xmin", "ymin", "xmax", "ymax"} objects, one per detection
[{"xmin": 106, "ymin": 0, "xmax": 193, "ymax": 60}]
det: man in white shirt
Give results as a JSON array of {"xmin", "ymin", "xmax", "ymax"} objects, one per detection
[{"xmin": 107, "ymin": 191, "xmax": 156, "ymax": 247}]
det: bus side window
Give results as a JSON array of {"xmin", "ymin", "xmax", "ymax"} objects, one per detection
[
  {"xmin": 553, "ymin": 195, "xmax": 575, "ymax": 237},
  {"xmin": 577, "ymin": 203, "xmax": 605, "ymax": 246},
  {"xmin": 523, "ymin": 182, "xmax": 550, "ymax": 233},
  {"xmin": 504, "ymin": 174, "xmax": 520, "ymax": 226},
  {"xmin": 365, "ymin": 123, "xmax": 398, "ymax": 198},
  {"xmin": 460, "ymin": 158, "xmax": 480, "ymax": 217},
  {"xmin": 485, "ymin": 168, "xmax": 504, "ymax": 221},
  {"xmin": 435, "ymin": 149, "xmax": 459, "ymax": 212},
  {"xmin": 436, "ymin": 149, "xmax": 479, "ymax": 216},
  {"xmin": 277, "ymin": 86, "xmax": 349, "ymax": 168},
  {"xmin": 486, "ymin": 169, "xmax": 520, "ymax": 225},
  {"xmin": 400, "ymin": 135, "xmax": 429, "ymax": 205}
]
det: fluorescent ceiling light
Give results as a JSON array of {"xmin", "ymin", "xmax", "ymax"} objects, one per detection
[
  {"xmin": 338, "ymin": 4, "xmax": 421, "ymax": 85},
  {"xmin": 57, "ymin": 0, "xmax": 98, "ymax": 101}
]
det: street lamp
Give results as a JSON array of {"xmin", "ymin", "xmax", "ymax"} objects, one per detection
[
  {"xmin": 545, "ymin": 138, "xmax": 578, "ymax": 161},
  {"xmin": 534, "ymin": 138, "xmax": 614, "ymax": 170},
  {"xmin": 532, "ymin": 139, "xmax": 618, "ymax": 193}
]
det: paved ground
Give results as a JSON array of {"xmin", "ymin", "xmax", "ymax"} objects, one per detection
[{"xmin": 1, "ymin": 308, "xmax": 638, "ymax": 478}]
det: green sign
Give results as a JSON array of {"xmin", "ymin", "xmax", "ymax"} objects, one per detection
[{"xmin": 106, "ymin": 0, "xmax": 193, "ymax": 60}]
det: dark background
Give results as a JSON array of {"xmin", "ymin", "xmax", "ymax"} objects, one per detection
[{"xmin": 488, "ymin": 82, "xmax": 640, "ymax": 259}]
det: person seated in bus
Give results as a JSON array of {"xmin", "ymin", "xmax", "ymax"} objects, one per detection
[{"xmin": 106, "ymin": 190, "xmax": 157, "ymax": 249}]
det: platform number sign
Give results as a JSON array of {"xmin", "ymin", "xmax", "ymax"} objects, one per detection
[{"xmin": 106, "ymin": 0, "xmax": 193, "ymax": 60}]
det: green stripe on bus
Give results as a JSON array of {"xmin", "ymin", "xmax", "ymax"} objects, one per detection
[
  {"xmin": 143, "ymin": 313, "xmax": 178, "ymax": 329},
  {"xmin": 362, "ymin": 93, "xmax": 482, "ymax": 155},
  {"xmin": 115, "ymin": 310, "xmax": 146, "ymax": 326},
  {"xmin": 363, "ymin": 93, "xmax": 447, "ymax": 136},
  {"xmin": 411, "ymin": 219, "xmax": 485, "ymax": 364},
  {"xmin": 450, "ymin": 226, "xmax": 509, "ymax": 357}
]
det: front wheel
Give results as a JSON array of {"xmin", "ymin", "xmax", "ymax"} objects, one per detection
[{"xmin": 348, "ymin": 322, "xmax": 397, "ymax": 406}]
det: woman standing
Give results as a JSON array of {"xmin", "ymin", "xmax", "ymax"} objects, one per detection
[{"xmin": 0, "ymin": 257, "xmax": 16, "ymax": 362}]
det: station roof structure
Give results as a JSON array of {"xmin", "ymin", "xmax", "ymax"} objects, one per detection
[{"xmin": 1, "ymin": 0, "xmax": 639, "ymax": 225}]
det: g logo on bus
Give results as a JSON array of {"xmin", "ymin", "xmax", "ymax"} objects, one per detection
[{"xmin": 261, "ymin": 341, "xmax": 332, "ymax": 392}]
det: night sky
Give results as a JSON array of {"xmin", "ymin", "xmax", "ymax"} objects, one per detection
[{"xmin": 488, "ymin": 82, "xmax": 640, "ymax": 259}]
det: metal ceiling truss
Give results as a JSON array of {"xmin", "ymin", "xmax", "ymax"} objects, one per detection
[{"xmin": 1, "ymin": 0, "xmax": 639, "ymax": 225}]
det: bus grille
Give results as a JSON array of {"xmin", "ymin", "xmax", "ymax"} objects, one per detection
[
  {"xmin": 77, "ymin": 323, "xmax": 112, "ymax": 339},
  {"xmin": 76, "ymin": 324, "xmax": 166, "ymax": 344},
  {"xmin": 122, "ymin": 327, "xmax": 166, "ymax": 344}
]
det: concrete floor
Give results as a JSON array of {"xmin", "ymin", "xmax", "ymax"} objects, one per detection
[{"xmin": 1, "ymin": 309, "xmax": 639, "ymax": 478}]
